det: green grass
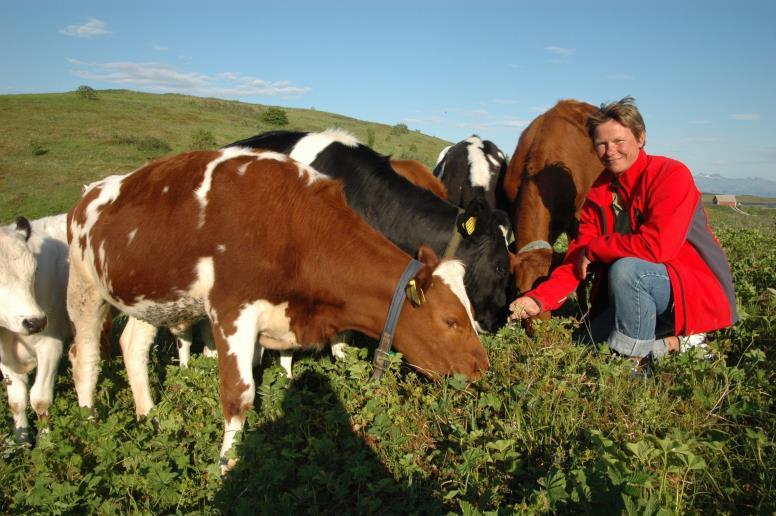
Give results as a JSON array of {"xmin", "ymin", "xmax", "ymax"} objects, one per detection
[
  {"xmin": 0, "ymin": 90, "xmax": 774, "ymax": 513},
  {"xmin": 0, "ymin": 89, "xmax": 451, "ymax": 223}
]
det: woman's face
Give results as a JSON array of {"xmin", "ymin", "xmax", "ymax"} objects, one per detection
[{"xmin": 593, "ymin": 119, "xmax": 645, "ymax": 175}]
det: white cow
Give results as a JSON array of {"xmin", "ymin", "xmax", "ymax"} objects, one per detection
[{"xmin": 0, "ymin": 214, "xmax": 70, "ymax": 443}]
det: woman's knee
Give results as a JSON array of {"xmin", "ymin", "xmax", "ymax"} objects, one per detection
[{"xmin": 608, "ymin": 257, "xmax": 645, "ymax": 291}]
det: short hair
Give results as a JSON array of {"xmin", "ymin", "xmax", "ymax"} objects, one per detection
[{"xmin": 586, "ymin": 96, "xmax": 646, "ymax": 143}]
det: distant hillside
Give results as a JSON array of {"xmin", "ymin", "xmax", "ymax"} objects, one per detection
[
  {"xmin": 0, "ymin": 89, "xmax": 452, "ymax": 223},
  {"xmin": 694, "ymin": 173, "xmax": 776, "ymax": 197}
]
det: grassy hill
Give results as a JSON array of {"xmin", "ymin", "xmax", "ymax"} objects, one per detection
[{"xmin": 0, "ymin": 89, "xmax": 452, "ymax": 223}]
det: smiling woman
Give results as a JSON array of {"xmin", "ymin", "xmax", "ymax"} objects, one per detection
[{"xmin": 509, "ymin": 96, "xmax": 738, "ymax": 370}]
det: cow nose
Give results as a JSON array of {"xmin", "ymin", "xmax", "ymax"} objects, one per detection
[{"xmin": 22, "ymin": 315, "xmax": 47, "ymax": 334}]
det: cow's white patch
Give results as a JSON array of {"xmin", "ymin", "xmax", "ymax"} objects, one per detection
[
  {"xmin": 77, "ymin": 174, "xmax": 127, "ymax": 242},
  {"xmin": 188, "ymin": 257, "xmax": 215, "ymax": 299},
  {"xmin": 217, "ymin": 244, "xmax": 226, "ymax": 253},
  {"xmin": 127, "ymin": 228, "xmax": 138, "ymax": 245},
  {"xmin": 290, "ymin": 129, "xmax": 358, "ymax": 167},
  {"xmin": 432, "ymin": 260, "xmax": 478, "ymax": 333},
  {"xmin": 465, "ymin": 137, "xmax": 492, "ymax": 188},
  {"xmin": 162, "ymin": 186, "xmax": 170, "ymax": 194},
  {"xmin": 487, "ymin": 154, "xmax": 501, "ymax": 168}
]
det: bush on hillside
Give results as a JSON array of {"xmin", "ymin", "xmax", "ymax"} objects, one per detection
[
  {"xmin": 191, "ymin": 129, "xmax": 217, "ymax": 150},
  {"xmin": 260, "ymin": 107, "xmax": 289, "ymax": 127},
  {"xmin": 29, "ymin": 140, "xmax": 48, "ymax": 156},
  {"xmin": 76, "ymin": 85, "xmax": 98, "ymax": 100},
  {"xmin": 391, "ymin": 123, "xmax": 409, "ymax": 135}
]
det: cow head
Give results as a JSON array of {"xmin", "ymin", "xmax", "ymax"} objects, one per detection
[
  {"xmin": 394, "ymin": 245, "xmax": 489, "ymax": 379},
  {"xmin": 455, "ymin": 198, "xmax": 512, "ymax": 333},
  {"xmin": 0, "ymin": 217, "xmax": 47, "ymax": 334}
]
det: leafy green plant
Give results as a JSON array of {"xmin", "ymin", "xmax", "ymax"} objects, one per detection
[
  {"xmin": 260, "ymin": 107, "xmax": 289, "ymax": 126},
  {"xmin": 190, "ymin": 129, "xmax": 217, "ymax": 150}
]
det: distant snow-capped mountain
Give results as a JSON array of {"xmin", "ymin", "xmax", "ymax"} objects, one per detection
[{"xmin": 693, "ymin": 173, "xmax": 776, "ymax": 198}]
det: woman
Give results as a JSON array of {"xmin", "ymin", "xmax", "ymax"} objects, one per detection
[{"xmin": 509, "ymin": 97, "xmax": 737, "ymax": 366}]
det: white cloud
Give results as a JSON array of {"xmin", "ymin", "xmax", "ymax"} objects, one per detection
[
  {"xmin": 60, "ymin": 18, "xmax": 110, "ymax": 38},
  {"xmin": 544, "ymin": 45, "xmax": 574, "ymax": 57},
  {"xmin": 495, "ymin": 120, "xmax": 530, "ymax": 128},
  {"xmin": 152, "ymin": 44, "xmax": 169, "ymax": 52},
  {"xmin": 67, "ymin": 59, "xmax": 310, "ymax": 97},
  {"xmin": 729, "ymin": 113, "xmax": 760, "ymax": 121}
]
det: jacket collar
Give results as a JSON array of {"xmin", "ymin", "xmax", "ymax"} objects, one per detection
[{"xmin": 608, "ymin": 149, "xmax": 648, "ymax": 193}]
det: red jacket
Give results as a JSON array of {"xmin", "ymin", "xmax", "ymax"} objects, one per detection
[{"xmin": 526, "ymin": 150, "xmax": 738, "ymax": 335}]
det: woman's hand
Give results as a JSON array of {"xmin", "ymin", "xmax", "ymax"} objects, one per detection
[{"xmin": 508, "ymin": 296, "xmax": 541, "ymax": 321}]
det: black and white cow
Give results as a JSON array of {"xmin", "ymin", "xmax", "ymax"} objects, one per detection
[
  {"xmin": 434, "ymin": 135, "xmax": 508, "ymax": 211},
  {"xmin": 0, "ymin": 214, "xmax": 71, "ymax": 443},
  {"xmin": 225, "ymin": 129, "xmax": 513, "ymax": 333}
]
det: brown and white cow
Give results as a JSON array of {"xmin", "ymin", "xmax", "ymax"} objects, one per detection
[
  {"xmin": 502, "ymin": 100, "xmax": 602, "ymax": 296},
  {"xmin": 66, "ymin": 147, "xmax": 488, "ymax": 470}
]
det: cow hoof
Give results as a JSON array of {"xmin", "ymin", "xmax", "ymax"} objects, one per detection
[
  {"xmin": 331, "ymin": 343, "xmax": 348, "ymax": 360},
  {"xmin": 13, "ymin": 427, "xmax": 33, "ymax": 446},
  {"xmin": 219, "ymin": 456, "xmax": 239, "ymax": 475}
]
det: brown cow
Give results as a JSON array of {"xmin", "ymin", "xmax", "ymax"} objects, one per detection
[
  {"xmin": 390, "ymin": 159, "xmax": 448, "ymax": 200},
  {"xmin": 66, "ymin": 147, "xmax": 488, "ymax": 471},
  {"xmin": 503, "ymin": 100, "xmax": 602, "ymax": 296}
]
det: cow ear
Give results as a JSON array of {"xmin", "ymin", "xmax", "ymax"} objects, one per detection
[
  {"xmin": 412, "ymin": 244, "xmax": 439, "ymax": 294},
  {"xmin": 15, "ymin": 217, "xmax": 31, "ymax": 241},
  {"xmin": 459, "ymin": 196, "xmax": 489, "ymax": 236},
  {"xmin": 492, "ymin": 210, "xmax": 515, "ymax": 246}
]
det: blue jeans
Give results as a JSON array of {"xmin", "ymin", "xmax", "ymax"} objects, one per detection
[{"xmin": 579, "ymin": 258, "xmax": 675, "ymax": 358}]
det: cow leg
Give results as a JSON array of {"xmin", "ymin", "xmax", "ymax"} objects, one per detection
[
  {"xmin": 0, "ymin": 361, "xmax": 31, "ymax": 444},
  {"xmin": 67, "ymin": 265, "xmax": 110, "ymax": 409},
  {"xmin": 197, "ymin": 319, "xmax": 218, "ymax": 358},
  {"xmin": 119, "ymin": 317, "xmax": 158, "ymax": 417},
  {"xmin": 169, "ymin": 322, "xmax": 193, "ymax": 368},
  {"xmin": 28, "ymin": 335, "xmax": 63, "ymax": 438},
  {"xmin": 278, "ymin": 349, "xmax": 293, "ymax": 379},
  {"xmin": 330, "ymin": 330, "xmax": 353, "ymax": 360},
  {"xmin": 257, "ymin": 335, "xmax": 294, "ymax": 378},
  {"xmin": 211, "ymin": 317, "xmax": 258, "ymax": 474}
]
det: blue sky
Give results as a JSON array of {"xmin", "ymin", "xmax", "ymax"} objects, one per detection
[{"xmin": 2, "ymin": 0, "xmax": 775, "ymax": 180}]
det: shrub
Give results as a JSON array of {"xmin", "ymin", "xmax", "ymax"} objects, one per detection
[
  {"xmin": 367, "ymin": 128, "xmax": 376, "ymax": 147},
  {"xmin": 111, "ymin": 134, "xmax": 172, "ymax": 154},
  {"xmin": 76, "ymin": 85, "xmax": 98, "ymax": 100},
  {"xmin": 260, "ymin": 107, "xmax": 289, "ymax": 127},
  {"xmin": 391, "ymin": 123, "xmax": 409, "ymax": 136},
  {"xmin": 29, "ymin": 140, "xmax": 48, "ymax": 156},
  {"xmin": 136, "ymin": 136, "xmax": 172, "ymax": 153},
  {"xmin": 191, "ymin": 129, "xmax": 217, "ymax": 150}
]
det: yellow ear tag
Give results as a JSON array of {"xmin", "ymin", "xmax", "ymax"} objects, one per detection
[
  {"xmin": 406, "ymin": 279, "xmax": 426, "ymax": 307},
  {"xmin": 463, "ymin": 216, "xmax": 477, "ymax": 235}
]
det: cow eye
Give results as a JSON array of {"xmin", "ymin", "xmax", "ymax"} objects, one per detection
[
  {"xmin": 445, "ymin": 318, "xmax": 458, "ymax": 329},
  {"xmin": 495, "ymin": 265, "xmax": 506, "ymax": 277}
]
